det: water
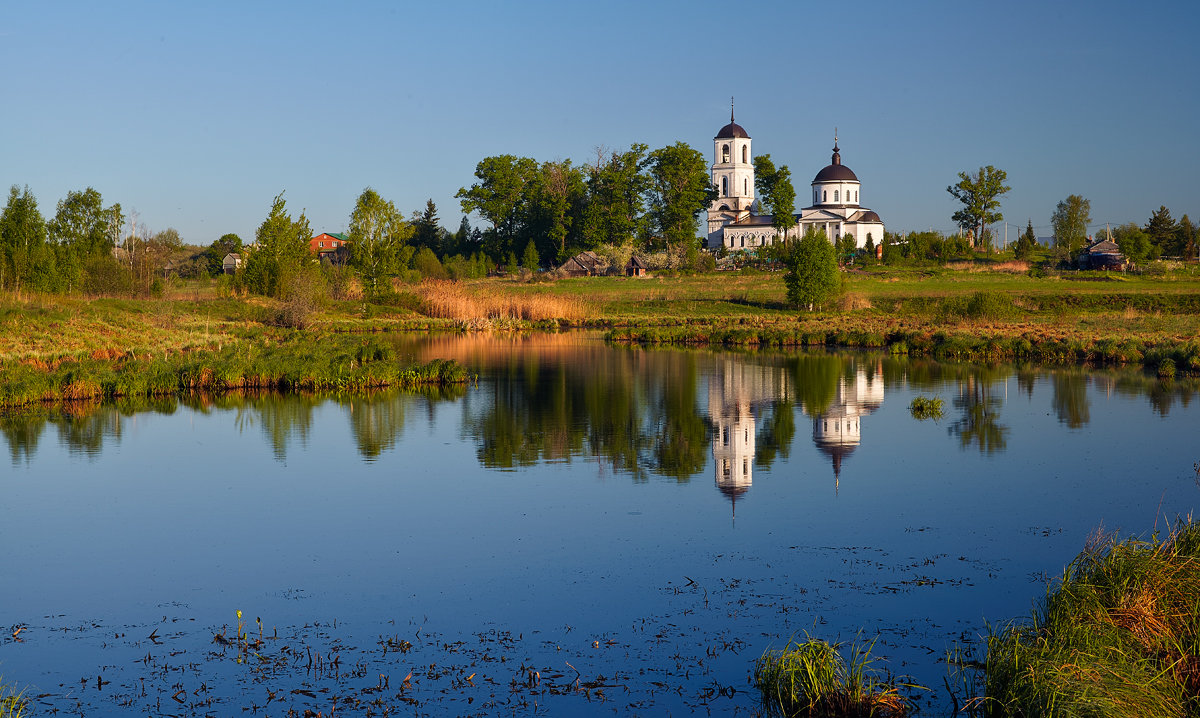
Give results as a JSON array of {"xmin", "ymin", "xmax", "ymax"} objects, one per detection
[{"xmin": 1, "ymin": 333, "xmax": 1197, "ymax": 715}]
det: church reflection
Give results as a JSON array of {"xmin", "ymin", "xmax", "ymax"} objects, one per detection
[
  {"xmin": 707, "ymin": 357, "xmax": 886, "ymax": 511},
  {"xmin": 809, "ymin": 362, "xmax": 885, "ymax": 490}
]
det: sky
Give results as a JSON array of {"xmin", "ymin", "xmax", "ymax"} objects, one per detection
[{"xmin": 2, "ymin": 0, "xmax": 1198, "ymax": 247}]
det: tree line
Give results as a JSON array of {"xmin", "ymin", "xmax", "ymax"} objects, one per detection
[{"xmin": 455, "ymin": 141, "xmax": 717, "ymax": 268}]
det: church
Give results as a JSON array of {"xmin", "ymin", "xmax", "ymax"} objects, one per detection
[{"xmin": 705, "ymin": 111, "xmax": 884, "ymax": 251}]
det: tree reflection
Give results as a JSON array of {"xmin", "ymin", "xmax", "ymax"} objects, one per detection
[
  {"xmin": 949, "ymin": 378, "xmax": 1008, "ymax": 454},
  {"xmin": 1051, "ymin": 371, "xmax": 1090, "ymax": 428}
]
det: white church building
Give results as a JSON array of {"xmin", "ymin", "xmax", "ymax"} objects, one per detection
[{"xmin": 706, "ymin": 112, "xmax": 884, "ymax": 251}]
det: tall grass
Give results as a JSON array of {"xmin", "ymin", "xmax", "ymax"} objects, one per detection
[
  {"xmin": 415, "ymin": 280, "xmax": 589, "ymax": 323},
  {"xmin": 980, "ymin": 518, "xmax": 1200, "ymax": 717},
  {"xmin": 0, "ymin": 335, "xmax": 470, "ymax": 408},
  {"xmin": 0, "ymin": 678, "xmax": 26, "ymax": 718},
  {"xmin": 754, "ymin": 635, "xmax": 913, "ymax": 717}
]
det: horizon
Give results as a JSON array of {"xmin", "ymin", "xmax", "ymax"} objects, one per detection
[{"xmin": 2, "ymin": 1, "xmax": 1197, "ymax": 247}]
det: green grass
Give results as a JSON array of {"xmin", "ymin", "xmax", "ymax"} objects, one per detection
[
  {"xmin": 754, "ymin": 635, "xmax": 916, "ymax": 717},
  {"xmin": 0, "ymin": 678, "xmax": 26, "ymax": 718},
  {"xmin": 976, "ymin": 518, "xmax": 1200, "ymax": 718},
  {"xmin": 908, "ymin": 396, "xmax": 944, "ymax": 420}
]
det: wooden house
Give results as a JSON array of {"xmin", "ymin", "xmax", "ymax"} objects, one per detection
[
  {"xmin": 1078, "ymin": 238, "xmax": 1125, "ymax": 270},
  {"xmin": 559, "ymin": 250, "xmax": 604, "ymax": 277},
  {"xmin": 222, "ymin": 252, "xmax": 242, "ymax": 275},
  {"xmin": 626, "ymin": 255, "xmax": 648, "ymax": 277}
]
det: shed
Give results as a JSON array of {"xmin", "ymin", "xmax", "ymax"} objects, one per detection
[
  {"xmin": 559, "ymin": 250, "xmax": 604, "ymax": 277},
  {"xmin": 1078, "ymin": 238, "xmax": 1125, "ymax": 270},
  {"xmin": 626, "ymin": 255, "xmax": 648, "ymax": 277}
]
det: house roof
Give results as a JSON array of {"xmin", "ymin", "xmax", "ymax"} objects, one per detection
[
  {"xmin": 628, "ymin": 255, "xmax": 647, "ymax": 268},
  {"xmin": 1084, "ymin": 239, "xmax": 1121, "ymax": 254}
]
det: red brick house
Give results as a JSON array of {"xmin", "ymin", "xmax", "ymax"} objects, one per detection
[{"xmin": 309, "ymin": 232, "xmax": 348, "ymax": 255}]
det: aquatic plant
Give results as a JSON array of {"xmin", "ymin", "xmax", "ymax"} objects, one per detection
[
  {"xmin": 754, "ymin": 635, "xmax": 914, "ymax": 717},
  {"xmin": 979, "ymin": 518, "xmax": 1200, "ymax": 717},
  {"xmin": 0, "ymin": 677, "xmax": 26, "ymax": 718},
  {"xmin": 908, "ymin": 396, "xmax": 944, "ymax": 420}
]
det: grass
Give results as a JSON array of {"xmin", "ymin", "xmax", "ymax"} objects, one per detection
[
  {"xmin": 972, "ymin": 518, "xmax": 1200, "ymax": 717},
  {"xmin": 908, "ymin": 396, "xmax": 944, "ymax": 420},
  {"xmin": 0, "ymin": 678, "xmax": 25, "ymax": 718},
  {"xmin": 0, "ymin": 333, "xmax": 470, "ymax": 408},
  {"xmin": 754, "ymin": 634, "xmax": 915, "ymax": 717}
]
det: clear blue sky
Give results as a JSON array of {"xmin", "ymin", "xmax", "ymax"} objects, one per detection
[{"xmin": 2, "ymin": 1, "xmax": 1197, "ymax": 246}]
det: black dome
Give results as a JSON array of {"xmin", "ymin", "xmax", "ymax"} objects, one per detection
[
  {"xmin": 716, "ymin": 121, "xmax": 750, "ymax": 139},
  {"xmin": 812, "ymin": 142, "xmax": 858, "ymax": 184}
]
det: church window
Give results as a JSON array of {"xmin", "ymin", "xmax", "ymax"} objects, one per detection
[
  {"xmin": 743, "ymin": 458, "xmax": 748, "ymax": 476},
  {"xmin": 740, "ymin": 237, "xmax": 745, "ymax": 248},
  {"xmin": 834, "ymin": 190, "xmax": 839, "ymax": 202},
  {"xmin": 744, "ymin": 178, "xmax": 748, "ymax": 195},
  {"xmin": 722, "ymin": 177, "xmax": 728, "ymax": 196},
  {"xmin": 855, "ymin": 191, "xmax": 858, "ymax": 202},
  {"xmin": 823, "ymin": 190, "xmax": 827, "ymax": 202},
  {"xmin": 742, "ymin": 145, "xmax": 748, "ymax": 163},
  {"xmin": 722, "ymin": 144, "xmax": 730, "ymax": 163}
]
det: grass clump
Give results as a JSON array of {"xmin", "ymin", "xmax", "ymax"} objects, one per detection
[
  {"xmin": 754, "ymin": 635, "xmax": 914, "ymax": 717},
  {"xmin": 0, "ymin": 678, "xmax": 26, "ymax": 718},
  {"xmin": 980, "ymin": 518, "xmax": 1200, "ymax": 717},
  {"xmin": 908, "ymin": 396, "xmax": 944, "ymax": 420}
]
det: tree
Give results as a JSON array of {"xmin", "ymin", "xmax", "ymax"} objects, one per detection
[
  {"xmin": 527, "ymin": 160, "xmax": 586, "ymax": 263},
  {"xmin": 783, "ymin": 227, "xmax": 840, "ymax": 310},
  {"xmin": 1145, "ymin": 206, "xmax": 1177, "ymax": 254},
  {"xmin": 947, "ymin": 166, "xmax": 1010, "ymax": 249},
  {"xmin": 754, "ymin": 154, "xmax": 796, "ymax": 242},
  {"xmin": 348, "ymin": 187, "xmax": 412, "ymax": 297},
  {"xmin": 456, "ymin": 155, "xmax": 539, "ymax": 258},
  {"xmin": 1051, "ymin": 195, "xmax": 1092, "ymax": 254},
  {"xmin": 47, "ymin": 187, "xmax": 123, "ymax": 291},
  {"xmin": 1177, "ymin": 215, "xmax": 1198, "ymax": 261},
  {"xmin": 646, "ymin": 142, "xmax": 717, "ymax": 249},
  {"xmin": 205, "ymin": 233, "xmax": 243, "ymax": 276},
  {"xmin": 1112, "ymin": 223, "xmax": 1152, "ymax": 264},
  {"xmin": 581, "ymin": 144, "xmax": 651, "ymax": 248},
  {"xmin": 243, "ymin": 192, "xmax": 312, "ymax": 298},
  {"xmin": 411, "ymin": 199, "xmax": 441, "ymax": 253},
  {"xmin": 1013, "ymin": 219, "xmax": 1038, "ymax": 259},
  {"xmin": 0, "ymin": 185, "xmax": 49, "ymax": 293}
]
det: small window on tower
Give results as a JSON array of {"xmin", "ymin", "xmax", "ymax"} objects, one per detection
[
  {"xmin": 744, "ymin": 178, "xmax": 748, "ymax": 195},
  {"xmin": 722, "ymin": 144, "xmax": 730, "ymax": 163},
  {"xmin": 742, "ymin": 145, "xmax": 747, "ymax": 163},
  {"xmin": 823, "ymin": 191, "xmax": 827, "ymax": 202},
  {"xmin": 855, "ymin": 191, "xmax": 858, "ymax": 203},
  {"xmin": 834, "ymin": 190, "xmax": 839, "ymax": 202},
  {"xmin": 722, "ymin": 177, "xmax": 728, "ymax": 196}
]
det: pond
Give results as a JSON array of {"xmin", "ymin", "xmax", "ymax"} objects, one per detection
[{"xmin": 1, "ymin": 333, "xmax": 1197, "ymax": 716}]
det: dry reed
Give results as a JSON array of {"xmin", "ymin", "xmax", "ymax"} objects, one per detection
[{"xmin": 415, "ymin": 280, "xmax": 589, "ymax": 323}]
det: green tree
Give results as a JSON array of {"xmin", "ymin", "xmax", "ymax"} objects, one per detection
[
  {"xmin": 783, "ymin": 227, "xmax": 840, "ymax": 310},
  {"xmin": 1051, "ymin": 194, "xmax": 1092, "ymax": 254},
  {"xmin": 1145, "ymin": 206, "xmax": 1177, "ymax": 254},
  {"xmin": 348, "ymin": 187, "xmax": 411, "ymax": 297},
  {"xmin": 243, "ymin": 192, "xmax": 312, "ymax": 298},
  {"xmin": 411, "ymin": 199, "xmax": 441, "ymax": 253},
  {"xmin": 521, "ymin": 240, "xmax": 540, "ymax": 270},
  {"xmin": 581, "ymin": 144, "xmax": 651, "ymax": 248},
  {"xmin": 947, "ymin": 166, "xmax": 1010, "ymax": 249},
  {"xmin": 47, "ymin": 187, "xmax": 123, "ymax": 290},
  {"xmin": 527, "ymin": 159, "xmax": 586, "ymax": 262},
  {"xmin": 1013, "ymin": 219, "xmax": 1038, "ymax": 259},
  {"xmin": 1177, "ymin": 215, "xmax": 1198, "ymax": 260},
  {"xmin": 0, "ymin": 185, "xmax": 49, "ymax": 293},
  {"xmin": 412, "ymin": 247, "xmax": 447, "ymax": 279},
  {"xmin": 204, "ymin": 233, "xmax": 243, "ymax": 275},
  {"xmin": 1111, "ymin": 222, "xmax": 1152, "ymax": 264},
  {"xmin": 754, "ymin": 154, "xmax": 797, "ymax": 243},
  {"xmin": 646, "ymin": 142, "xmax": 717, "ymax": 250},
  {"xmin": 456, "ymin": 155, "xmax": 539, "ymax": 258}
]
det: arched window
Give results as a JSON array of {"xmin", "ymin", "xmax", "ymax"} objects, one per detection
[
  {"xmin": 742, "ymin": 145, "xmax": 747, "ymax": 163},
  {"xmin": 722, "ymin": 144, "xmax": 730, "ymax": 163},
  {"xmin": 744, "ymin": 178, "xmax": 748, "ymax": 195},
  {"xmin": 834, "ymin": 190, "xmax": 839, "ymax": 202},
  {"xmin": 722, "ymin": 177, "xmax": 728, "ymax": 196},
  {"xmin": 855, "ymin": 191, "xmax": 858, "ymax": 203},
  {"xmin": 823, "ymin": 190, "xmax": 827, "ymax": 202},
  {"xmin": 740, "ymin": 236, "xmax": 745, "ymax": 248}
]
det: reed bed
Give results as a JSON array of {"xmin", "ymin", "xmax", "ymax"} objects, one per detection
[
  {"xmin": 979, "ymin": 518, "xmax": 1200, "ymax": 717},
  {"xmin": 0, "ymin": 336, "xmax": 470, "ymax": 408},
  {"xmin": 754, "ymin": 635, "xmax": 913, "ymax": 717},
  {"xmin": 414, "ymin": 280, "xmax": 589, "ymax": 324}
]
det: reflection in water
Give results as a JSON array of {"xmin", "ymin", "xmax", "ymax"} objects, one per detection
[
  {"xmin": 950, "ymin": 376, "xmax": 1008, "ymax": 454},
  {"xmin": 709, "ymin": 357, "xmax": 792, "ymax": 512},
  {"xmin": 810, "ymin": 362, "xmax": 885, "ymax": 488}
]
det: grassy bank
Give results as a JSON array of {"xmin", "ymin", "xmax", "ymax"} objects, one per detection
[
  {"xmin": 976, "ymin": 518, "xmax": 1200, "ymax": 717},
  {"xmin": 754, "ymin": 636, "xmax": 914, "ymax": 717},
  {"xmin": 0, "ymin": 332, "xmax": 469, "ymax": 408}
]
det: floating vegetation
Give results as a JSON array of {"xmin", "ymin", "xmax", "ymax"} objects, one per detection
[
  {"xmin": 754, "ymin": 635, "xmax": 916, "ymax": 717},
  {"xmin": 969, "ymin": 518, "xmax": 1200, "ymax": 717},
  {"xmin": 908, "ymin": 396, "xmax": 944, "ymax": 420}
]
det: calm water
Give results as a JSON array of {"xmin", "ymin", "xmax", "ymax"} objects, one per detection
[{"xmin": 1, "ymin": 333, "xmax": 1197, "ymax": 716}]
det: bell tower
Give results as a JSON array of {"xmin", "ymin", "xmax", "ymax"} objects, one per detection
[{"xmin": 707, "ymin": 101, "xmax": 755, "ymax": 244}]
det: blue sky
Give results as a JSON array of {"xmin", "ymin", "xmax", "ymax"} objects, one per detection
[{"xmin": 2, "ymin": 1, "xmax": 1197, "ymax": 247}]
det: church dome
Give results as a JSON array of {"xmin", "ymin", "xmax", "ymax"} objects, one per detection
[
  {"xmin": 812, "ymin": 141, "xmax": 858, "ymax": 183},
  {"xmin": 716, "ymin": 120, "xmax": 750, "ymax": 139}
]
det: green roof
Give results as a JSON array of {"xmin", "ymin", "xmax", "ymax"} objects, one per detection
[{"xmin": 327, "ymin": 232, "xmax": 349, "ymax": 241}]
